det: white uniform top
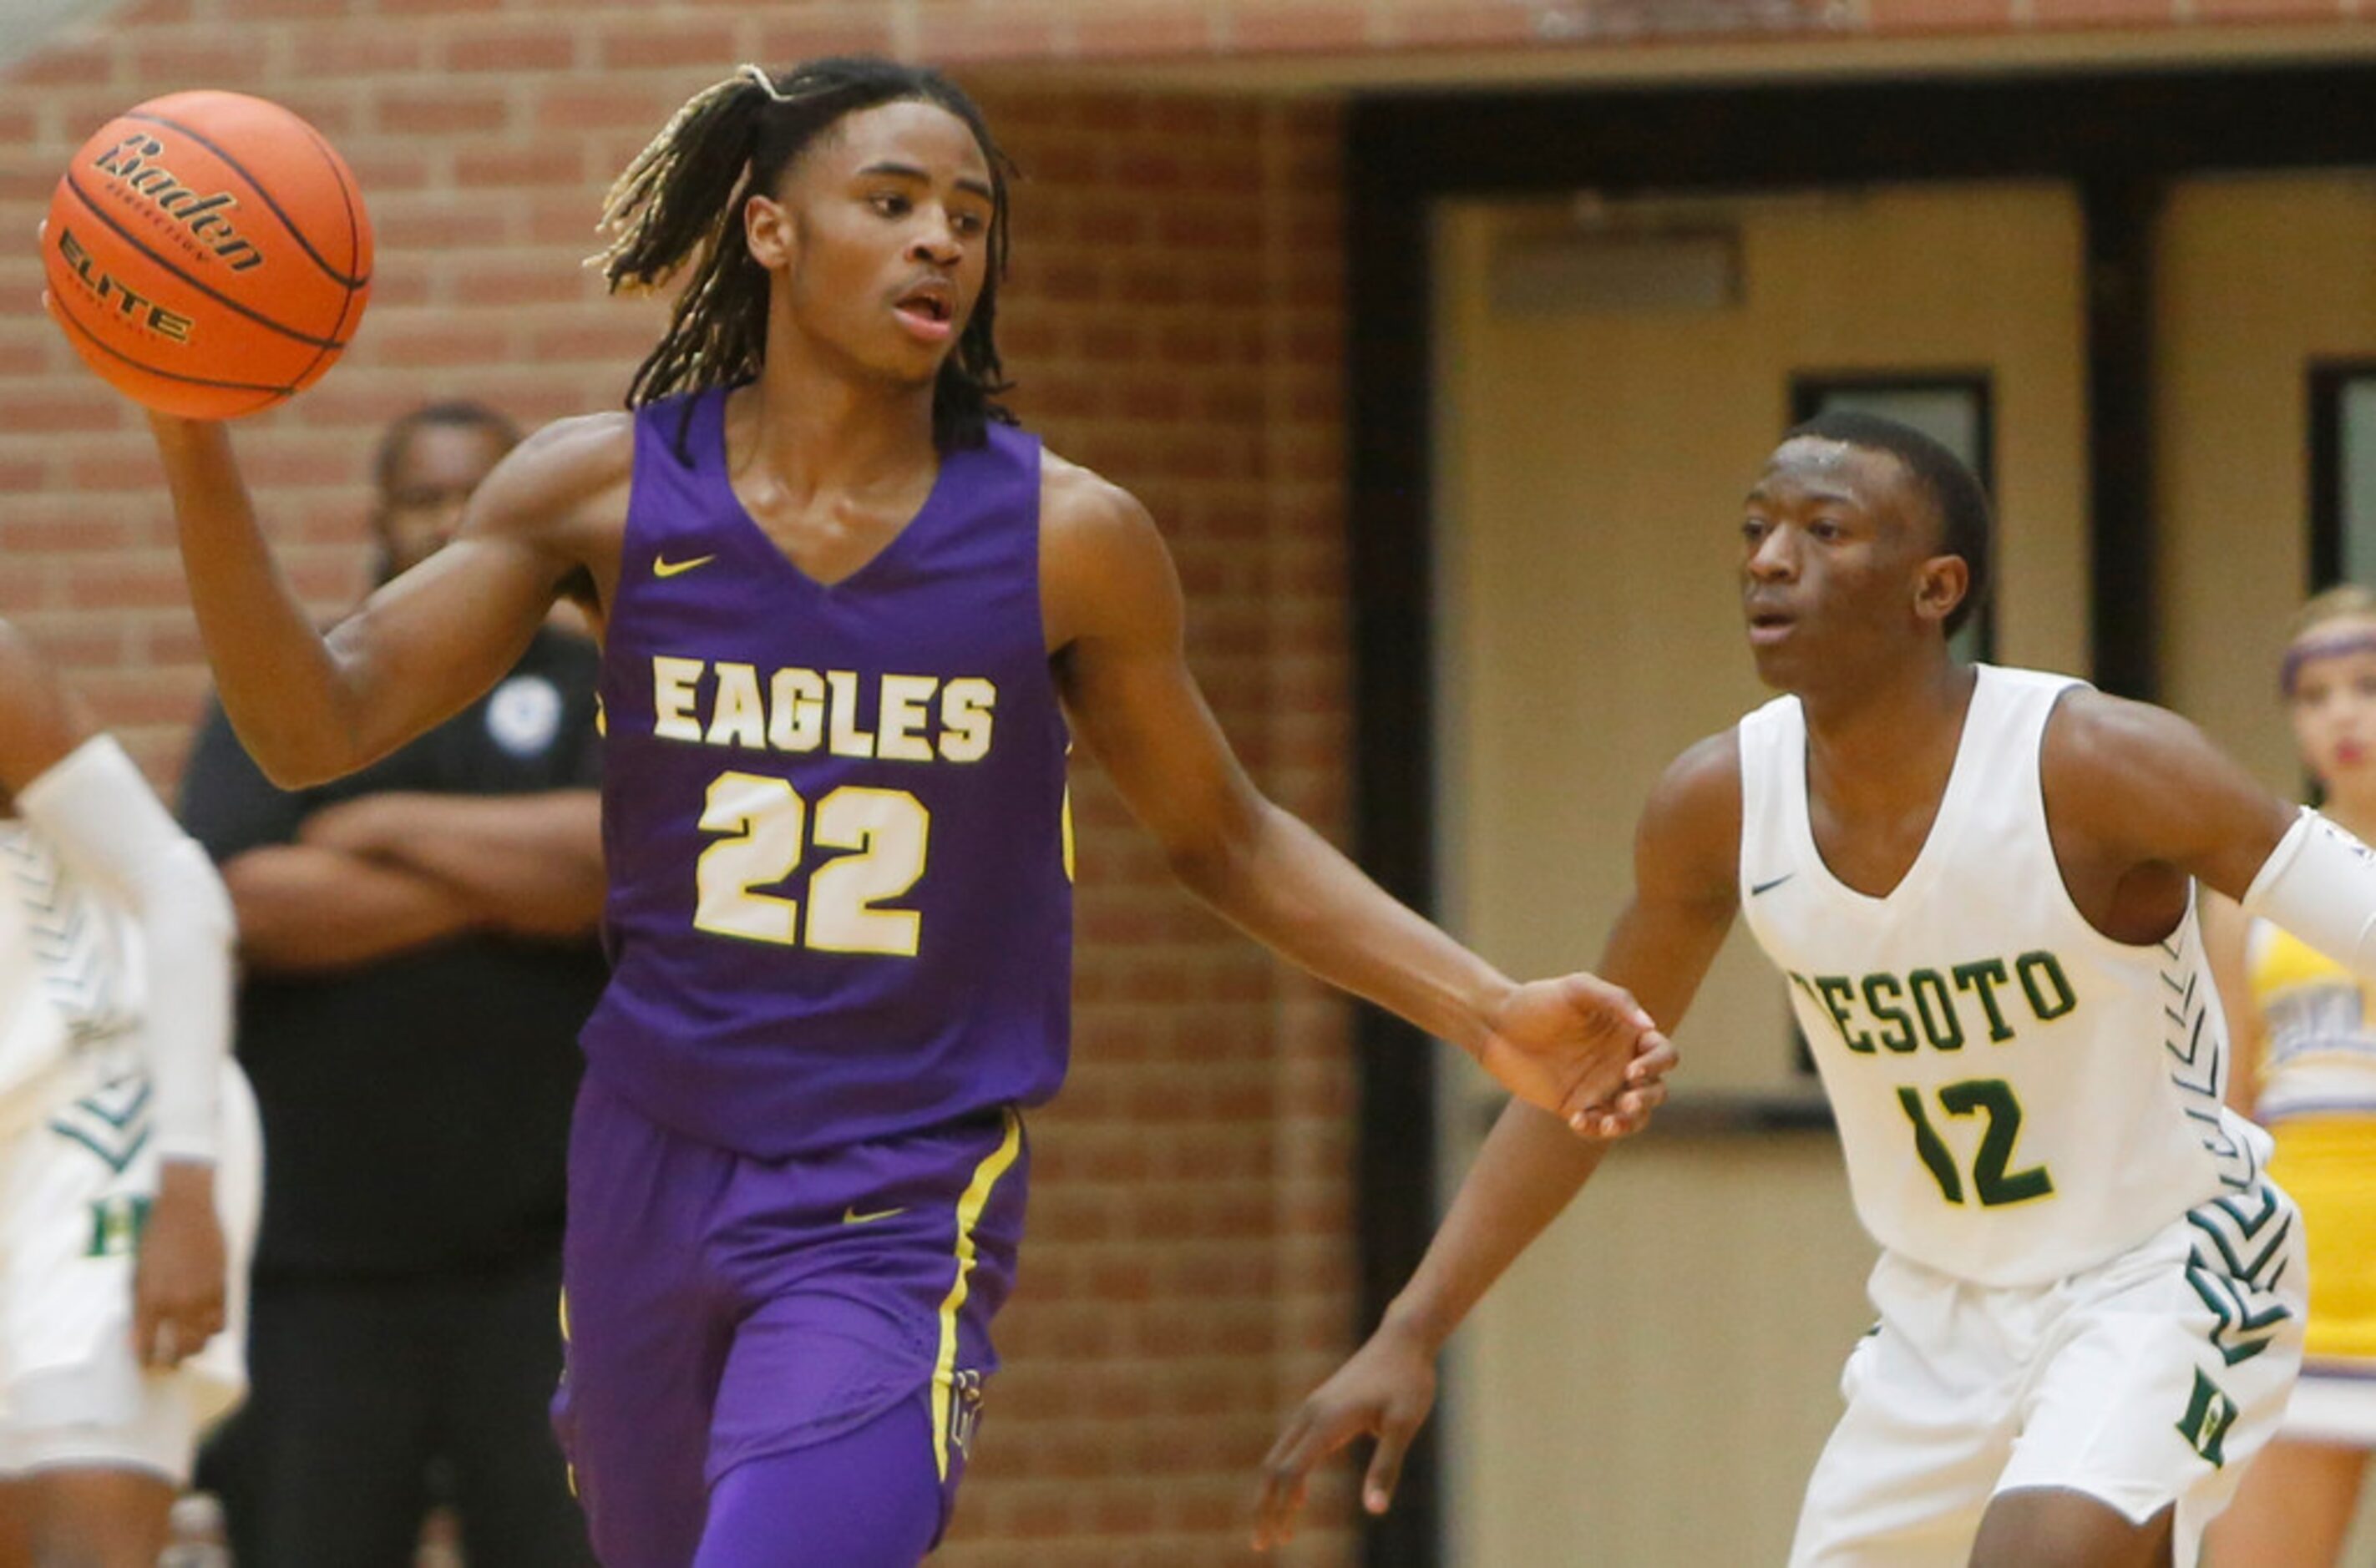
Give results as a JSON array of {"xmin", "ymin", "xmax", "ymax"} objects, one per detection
[
  {"xmin": 1737, "ymin": 665, "xmax": 2270, "ymax": 1287},
  {"xmin": 0, "ymin": 818, "xmax": 141, "ymax": 1130}
]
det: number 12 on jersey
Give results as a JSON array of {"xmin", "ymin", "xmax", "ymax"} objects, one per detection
[
  {"xmin": 1897, "ymin": 1077, "xmax": 2055, "ymax": 1207},
  {"xmin": 694, "ymin": 770, "xmax": 930, "ymax": 956}
]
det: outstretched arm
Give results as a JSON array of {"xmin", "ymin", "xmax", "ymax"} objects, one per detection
[
  {"xmin": 1044, "ymin": 462, "xmax": 1665, "ymax": 1127},
  {"xmin": 1252, "ymin": 734, "xmax": 1743, "ymax": 1548},
  {"xmin": 148, "ymin": 413, "xmax": 625, "ymax": 787}
]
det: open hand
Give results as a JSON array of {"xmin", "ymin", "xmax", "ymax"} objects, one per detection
[{"xmin": 1254, "ymin": 1317, "xmax": 1438, "ymax": 1550}]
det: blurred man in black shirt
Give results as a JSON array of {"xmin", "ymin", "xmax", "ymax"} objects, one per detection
[{"xmin": 185, "ymin": 403, "xmax": 604, "ymax": 1568}]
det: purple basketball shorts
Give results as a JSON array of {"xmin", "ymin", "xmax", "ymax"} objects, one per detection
[{"xmin": 550, "ymin": 1075, "xmax": 1028, "ymax": 1565}]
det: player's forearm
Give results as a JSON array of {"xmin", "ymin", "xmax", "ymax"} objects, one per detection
[
  {"xmin": 1168, "ymin": 799, "xmax": 1511, "ymax": 1055},
  {"xmin": 221, "ymin": 845, "xmax": 482, "ymax": 973},
  {"xmin": 306, "ymin": 792, "xmax": 605, "ymax": 938},
  {"xmin": 149, "ymin": 415, "xmax": 367, "ymax": 786},
  {"xmin": 1386, "ymin": 1100, "xmax": 1612, "ymax": 1353},
  {"xmin": 17, "ymin": 737, "xmax": 234, "ymax": 1160}
]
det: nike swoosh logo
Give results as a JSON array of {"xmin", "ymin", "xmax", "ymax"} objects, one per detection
[
  {"xmin": 653, "ymin": 554, "xmax": 717, "ymax": 579},
  {"xmin": 1750, "ymin": 873, "xmax": 1796, "ymax": 897},
  {"xmin": 842, "ymin": 1205, "xmax": 907, "ymax": 1226}
]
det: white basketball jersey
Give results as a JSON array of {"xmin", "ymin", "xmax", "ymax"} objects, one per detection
[
  {"xmin": 0, "ymin": 820, "xmax": 140, "ymax": 1125},
  {"xmin": 1736, "ymin": 665, "xmax": 2268, "ymax": 1287}
]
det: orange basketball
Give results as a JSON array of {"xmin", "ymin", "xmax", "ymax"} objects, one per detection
[{"xmin": 44, "ymin": 91, "xmax": 372, "ymax": 420}]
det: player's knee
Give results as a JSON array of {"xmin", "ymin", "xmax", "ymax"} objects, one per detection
[
  {"xmin": 19, "ymin": 1468, "xmax": 175, "ymax": 1568},
  {"xmin": 1969, "ymin": 1490, "xmax": 2173, "ymax": 1568}
]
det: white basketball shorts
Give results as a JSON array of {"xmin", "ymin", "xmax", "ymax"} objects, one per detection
[
  {"xmin": 0, "ymin": 1055, "xmax": 259, "ymax": 1484},
  {"xmin": 1791, "ymin": 1176, "xmax": 2307, "ymax": 1568}
]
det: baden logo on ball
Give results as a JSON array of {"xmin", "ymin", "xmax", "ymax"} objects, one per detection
[{"xmin": 43, "ymin": 89, "xmax": 374, "ymax": 421}]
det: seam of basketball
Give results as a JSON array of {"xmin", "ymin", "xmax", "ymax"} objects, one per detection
[
  {"xmin": 60, "ymin": 173, "xmax": 351, "ymax": 352},
  {"xmin": 49, "ymin": 290, "xmax": 295, "ymax": 396},
  {"xmin": 124, "ymin": 110, "xmax": 372, "ymax": 291},
  {"xmin": 282, "ymin": 113, "xmax": 366, "ymax": 395}
]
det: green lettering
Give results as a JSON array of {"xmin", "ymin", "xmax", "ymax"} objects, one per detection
[
  {"xmin": 2016, "ymin": 951, "xmax": 2076, "ymax": 1021},
  {"xmin": 1952, "ymin": 959, "xmax": 2016, "ymax": 1042},
  {"xmin": 1907, "ymin": 969, "xmax": 1963, "ymax": 1051},
  {"xmin": 1861, "ymin": 974, "xmax": 1918, "ymax": 1054},
  {"xmin": 1814, "ymin": 975, "xmax": 1874, "ymax": 1054},
  {"xmin": 1897, "ymin": 1087, "xmax": 1964, "ymax": 1204},
  {"xmin": 1940, "ymin": 1078, "xmax": 2054, "ymax": 1205},
  {"xmin": 85, "ymin": 1195, "xmax": 150, "ymax": 1257}
]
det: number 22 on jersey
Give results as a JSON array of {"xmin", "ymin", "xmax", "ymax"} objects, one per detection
[{"xmin": 693, "ymin": 770, "xmax": 929, "ymax": 956}]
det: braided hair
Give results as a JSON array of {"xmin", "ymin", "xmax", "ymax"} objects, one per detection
[{"xmin": 591, "ymin": 58, "xmax": 1017, "ymax": 453}]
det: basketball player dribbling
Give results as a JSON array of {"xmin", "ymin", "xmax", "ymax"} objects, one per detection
[
  {"xmin": 134, "ymin": 58, "xmax": 1669, "ymax": 1566},
  {"xmin": 0, "ymin": 621, "xmax": 258, "ymax": 1567},
  {"xmin": 1254, "ymin": 412, "xmax": 2376, "ymax": 1568}
]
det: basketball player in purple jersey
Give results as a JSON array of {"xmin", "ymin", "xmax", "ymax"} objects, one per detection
[{"xmin": 134, "ymin": 58, "xmax": 1669, "ymax": 1565}]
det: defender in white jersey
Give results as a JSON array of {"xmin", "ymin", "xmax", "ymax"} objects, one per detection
[
  {"xmin": 1256, "ymin": 412, "xmax": 2376, "ymax": 1567},
  {"xmin": 0, "ymin": 621, "xmax": 256, "ymax": 1567}
]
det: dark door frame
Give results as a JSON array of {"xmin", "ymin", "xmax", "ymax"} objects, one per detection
[{"xmin": 1343, "ymin": 61, "xmax": 2376, "ymax": 1567}]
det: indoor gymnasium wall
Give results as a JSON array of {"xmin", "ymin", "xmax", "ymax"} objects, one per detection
[
  {"xmin": 0, "ymin": 7, "xmax": 1350, "ymax": 1565},
  {"xmin": 2156, "ymin": 175, "xmax": 2376, "ymax": 798}
]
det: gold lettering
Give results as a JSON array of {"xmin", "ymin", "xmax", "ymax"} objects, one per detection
[
  {"xmin": 768, "ymin": 668, "xmax": 825, "ymax": 752},
  {"xmin": 876, "ymin": 675, "xmax": 938, "ymax": 761},
  {"xmin": 826, "ymin": 670, "xmax": 875, "ymax": 759},
  {"xmin": 939, "ymin": 679, "xmax": 996, "ymax": 762},
  {"xmin": 651, "ymin": 656, "xmax": 705, "ymax": 741},
  {"xmin": 707, "ymin": 662, "xmax": 765, "ymax": 749}
]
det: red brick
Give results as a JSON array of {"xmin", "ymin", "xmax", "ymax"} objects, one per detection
[
  {"xmin": 0, "ymin": 389, "xmax": 122, "ymax": 433},
  {"xmin": 375, "ymin": 0, "xmax": 504, "ymax": 14},
  {"xmin": 594, "ymin": 23, "xmax": 739, "ymax": 71},
  {"xmin": 754, "ymin": 10, "xmax": 900, "ymax": 58},
  {"xmin": 453, "ymin": 144, "xmax": 587, "ymax": 188},
  {"xmin": 372, "ymin": 200, "xmax": 509, "ymax": 247},
  {"xmin": 130, "ymin": 38, "xmax": 273, "ymax": 85},
  {"xmin": 444, "ymin": 28, "xmax": 581, "ymax": 73},
  {"xmin": 373, "ymin": 320, "xmax": 506, "ymax": 367},
  {"xmin": 2194, "ymin": 0, "xmax": 2343, "ymax": 16},
  {"xmin": 449, "ymin": 260, "xmax": 596, "ymax": 306},
  {"xmin": 914, "ymin": 5, "xmax": 1066, "ymax": 63},
  {"xmin": 60, "ymin": 557, "xmax": 189, "ymax": 610},
  {"xmin": 1869, "ymin": 0, "xmax": 2017, "ymax": 28},
  {"xmin": 11, "ymin": 43, "xmax": 117, "ymax": 89},
  {"xmin": 291, "ymin": 25, "xmax": 430, "ymax": 76},
  {"xmin": 375, "ymin": 88, "xmax": 514, "ymax": 136},
  {"xmin": 534, "ymin": 83, "xmax": 677, "ymax": 133},
  {"xmin": 226, "ymin": 0, "xmax": 352, "ymax": 18},
  {"xmin": 1226, "ymin": 2, "xmax": 1375, "ymax": 52},
  {"xmin": 2030, "ymin": 0, "xmax": 2180, "ymax": 21},
  {"xmin": 1388, "ymin": 0, "xmax": 1549, "ymax": 47},
  {"xmin": 1076, "ymin": 9, "xmax": 1221, "ymax": 55}
]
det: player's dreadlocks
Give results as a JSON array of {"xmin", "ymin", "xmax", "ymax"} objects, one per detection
[{"xmin": 592, "ymin": 58, "xmax": 1017, "ymax": 453}]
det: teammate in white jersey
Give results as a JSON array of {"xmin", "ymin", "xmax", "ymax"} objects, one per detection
[
  {"xmin": 1254, "ymin": 412, "xmax": 2376, "ymax": 1567},
  {"xmin": 2201, "ymin": 584, "xmax": 2376, "ymax": 1568},
  {"xmin": 0, "ymin": 620, "xmax": 257, "ymax": 1567}
]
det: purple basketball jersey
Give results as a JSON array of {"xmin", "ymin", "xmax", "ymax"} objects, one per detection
[{"xmin": 580, "ymin": 388, "xmax": 1071, "ymax": 1158}]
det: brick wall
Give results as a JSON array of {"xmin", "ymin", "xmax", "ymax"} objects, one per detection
[{"xmin": 0, "ymin": 5, "xmax": 1352, "ymax": 1565}]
